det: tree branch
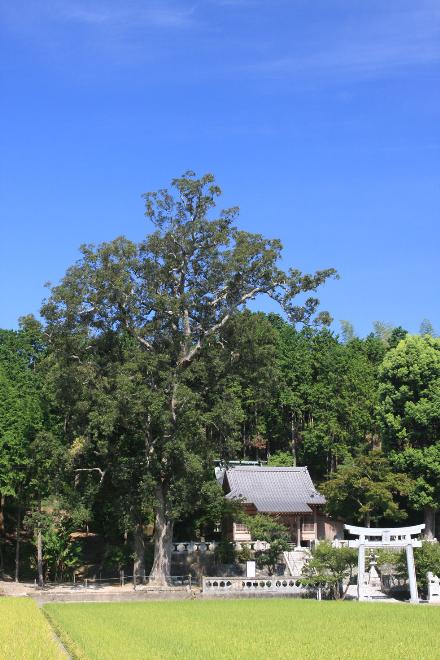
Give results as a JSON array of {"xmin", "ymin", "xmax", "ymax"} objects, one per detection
[
  {"xmin": 178, "ymin": 283, "xmax": 278, "ymax": 367},
  {"xmin": 74, "ymin": 468, "xmax": 106, "ymax": 486}
]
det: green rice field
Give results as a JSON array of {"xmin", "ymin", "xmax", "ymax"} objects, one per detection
[
  {"xmin": 0, "ymin": 598, "xmax": 63, "ymax": 660},
  {"xmin": 43, "ymin": 599, "xmax": 440, "ymax": 660}
]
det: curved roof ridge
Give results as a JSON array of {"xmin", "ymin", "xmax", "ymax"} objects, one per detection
[{"xmin": 228, "ymin": 465, "xmax": 307, "ymax": 471}]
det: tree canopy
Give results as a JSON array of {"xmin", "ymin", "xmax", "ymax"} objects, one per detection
[
  {"xmin": 1, "ymin": 171, "xmax": 438, "ymax": 584},
  {"xmin": 39, "ymin": 171, "xmax": 336, "ymax": 583}
]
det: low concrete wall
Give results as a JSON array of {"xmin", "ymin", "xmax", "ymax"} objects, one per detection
[{"xmin": 32, "ymin": 587, "xmax": 192, "ymax": 604}]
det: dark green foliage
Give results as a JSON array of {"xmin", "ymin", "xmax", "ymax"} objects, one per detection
[
  {"xmin": 413, "ymin": 542, "xmax": 440, "ymax": 591},
  {"xmin": 214, "ymin": 539, "xmax": 236, "ymax": 565},
  {"xmin": 379, "ymin": 335, "xmax": 440, "ymax": 535},
  {"xmin": 267, "ymin": 451, "xmax": 294, "ymax": 467},
  {"xmin": 300, "ymin": 541, "xmax": 358, "ymax": 599},
  {"xmin": 0, "ymin": 323, "xmax": 45, "ymax": 499},
  {"xmin": 241, "ymin": 513, "xmax": 290, "ymax": 574},
  {"xmin": 379, "ymin": 335, "xmax": 440, "ymax": 450},
  {"xmin": 264, "ymin": 318, "xmax": 383, "ymax": 478},
  {"xmin": 2, "ymin": 171, "xmax": 439, "ymax": 581},
  {"xmin": 394, "ymin": 542, "xmax": 440, "ymax": 592},
  {"xmin": 40, "ymin": 171, "xmax": 335, "ymax": 581},
  {"xmin": 321, "ymin": 451, "xmax": 413, "ymax": 527},
  {"xmin": 392, "ymin": 444, "xmax": 440, "ymax": 519}
]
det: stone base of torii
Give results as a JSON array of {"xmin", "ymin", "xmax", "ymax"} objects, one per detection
[{"xmin": 345, "ymin": 524, "xmax": 425, "ymax": 604}]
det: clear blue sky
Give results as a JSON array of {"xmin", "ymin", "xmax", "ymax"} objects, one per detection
[{"xmin": 1, "ymin": 0, "xmax": 439, "ymax": 336}]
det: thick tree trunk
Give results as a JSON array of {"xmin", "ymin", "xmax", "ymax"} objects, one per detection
[
  {"xmin": 290, "ymin": 413, "xmax": 297, "ymax": 467},
  {"xmin": 133, "ymin": 523, "xmax": 146, "ymax": 583},
  {"xmin": 15, "ymin": 509, "xmax": 21, "ymax": 582},
  {"xmin": 424, "ymin": 506, "xmax": 437, "ymax": 540},
  {"xmin": 37, "ymin": 529, "xmax": 44, "ymax": 588},
  {"xmin": 365, "ymin": 513, "xmax": 371, "ymax": 528},
  {"xmin": 0, "ymin": 494, "xmax": 4, "ymax": 535},
  {"xmin": 149, "ymin": 485, "xmax": 174, "ymax": 585}
]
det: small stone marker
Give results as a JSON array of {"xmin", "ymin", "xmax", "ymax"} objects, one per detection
[{"xmin": 427, "ymin": 572, "xmax": 440, "ymax": 603}]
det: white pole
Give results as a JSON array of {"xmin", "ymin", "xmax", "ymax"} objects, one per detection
[
  {"xmin": 357, "ymin": 544, "xmax": 365, "ymax": 601},
  {"xmin": 406, "ymin": 544, "xmax": 419, "ymax": 604},
  {"xmin": 296, "ymin": 516, "xmax": 301, "ymax": 549}
]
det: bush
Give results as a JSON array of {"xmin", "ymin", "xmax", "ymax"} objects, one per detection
[
  {"xmin": 214, "ymin": 540, "xmax": 236, "ymax": 565},
  {"xmin": 236, "ymin": 545, "xmax": 253, "ymax": 563},
  {"xmin": 103, "ymin": 544, "xmax": 132, "ymax": 572},
  {"xmin": 240, "ymin": 514, "xmax": 290, "ymax": 575},
  {"xmin": 255, "ymin": 539, "xmax": 290, "ymax": 575},
  {"xmin": 396, "ymin": 541, "xmax": 440, "ymax": 593},
  {"xmin": 268, "ymin": 451, "xmax": 294, "ymax": 467},
  {"xmin": 300, "ymin": 541, "xmax": 357, "ymax": 599}
]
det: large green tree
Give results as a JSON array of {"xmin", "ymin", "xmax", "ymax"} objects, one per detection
[
  {"xmin": 379, "ymin": 334, "xmax": 440, "ymax": 537},
  {"xmin": 42, "ymin": 171, "xmax": 336, "ymax": 583},
  {"xmin": 321, "ymin": 451, "xmax": 412, "ymax": 527},
  {"xmin": 263, "ymin": 319, "xmax": 382, "ymax": 478},
  {"xmin": 0, "ymin": 320, "xmax": 47, "ymax": 578}
]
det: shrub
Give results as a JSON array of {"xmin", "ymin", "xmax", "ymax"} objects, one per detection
[
  {"xmin": 240, "ymin": 514, "xmax": 290, "ymax": 575},
  {"xmin": 236, "ymin": 545, "xmax": 253, "ymax": 563},
  {"xmin": 396, "ymin": 541, "xmax": 440, "ymax": 593},
  {"xmin": 214, "ymin": 540, "xmax": 236, "ymax": 565},
  {"xmin": 300, "ymin": 541, "xmax": 357, "ymax": 599}
]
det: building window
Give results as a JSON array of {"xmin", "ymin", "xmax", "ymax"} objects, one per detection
[{"xmin": 302, "ymin": 518, "xmax": 315, "ymax": 532}]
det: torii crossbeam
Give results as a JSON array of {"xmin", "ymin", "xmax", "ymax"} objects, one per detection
[{"xmin": 345, "ymin": 524, "xmax": 425, "ymax": 603}]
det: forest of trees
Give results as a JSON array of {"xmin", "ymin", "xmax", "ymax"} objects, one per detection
[{"xmin": 1, "ymin": 173, "xmax": 439, "ymax": 585}]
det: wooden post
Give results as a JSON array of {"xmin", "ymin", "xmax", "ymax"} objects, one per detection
[{"xmin": 296, "ymin": 516, "xmax": 301, "ymax": 549}]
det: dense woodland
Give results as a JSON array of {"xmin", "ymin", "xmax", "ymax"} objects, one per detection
[{"xmin": 1, "ymin": 173, "xmax": 439, "ymax": 585}]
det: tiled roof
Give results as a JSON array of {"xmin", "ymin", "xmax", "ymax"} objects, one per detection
[{"xmin": 224, "ymin": 466, "xmax": 326, "ymax": 514}]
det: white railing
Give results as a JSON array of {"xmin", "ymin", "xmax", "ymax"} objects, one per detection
[
  {"xmin": 172, "ymin": 540, "xmax": 270, "ymax": 553},
  {"xmin": 202, "ymin": 576, "xmax": 304, "ymax": 594}
]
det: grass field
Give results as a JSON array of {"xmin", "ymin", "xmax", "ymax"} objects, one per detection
[
  {"xmin": 44, "ymin": 599, "xmax": 440, "ymax": 660},
  {"xmin": 0, "ymin": 598, "xmax": 63, "ymax": 660}
]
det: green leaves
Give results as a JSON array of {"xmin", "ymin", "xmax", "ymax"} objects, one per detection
[
  {"xmin": 40, "ymin": 171, "xmax": 335, "ymax": 571},
  {"xmin": 379, "ymin": 334, "xmax": 440, "ymax": 449},
  {"xmin": 301, "ymin": 541, "xmax": 358, "ymax": 598},
  {"xmin": 0, "ymin": 327, "xmax": 46, "ymax": 498},
  {"xmin": 391, "ymin": 444, "xmax": 440, "ymax": 512},
  {"xmin": 239, "ymin": 513, "xmax": 290, "ymax": 574},
  {"xmin": 321, "ymin": 451, "xmax": 412, "ymax": 526}
]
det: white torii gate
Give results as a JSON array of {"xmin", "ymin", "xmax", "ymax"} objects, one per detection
[{"xmin": 345, "ymin": 523, "xmax": 425, "ymax": 604}]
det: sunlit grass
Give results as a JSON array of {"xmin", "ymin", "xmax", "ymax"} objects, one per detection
[
  {"xmin": 44, "ymin": 598, "xmax": 440, "ymax": 659},
  {"xmin": 0, "ymin": 597, "xmax": 63, "ymax": 660}
]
